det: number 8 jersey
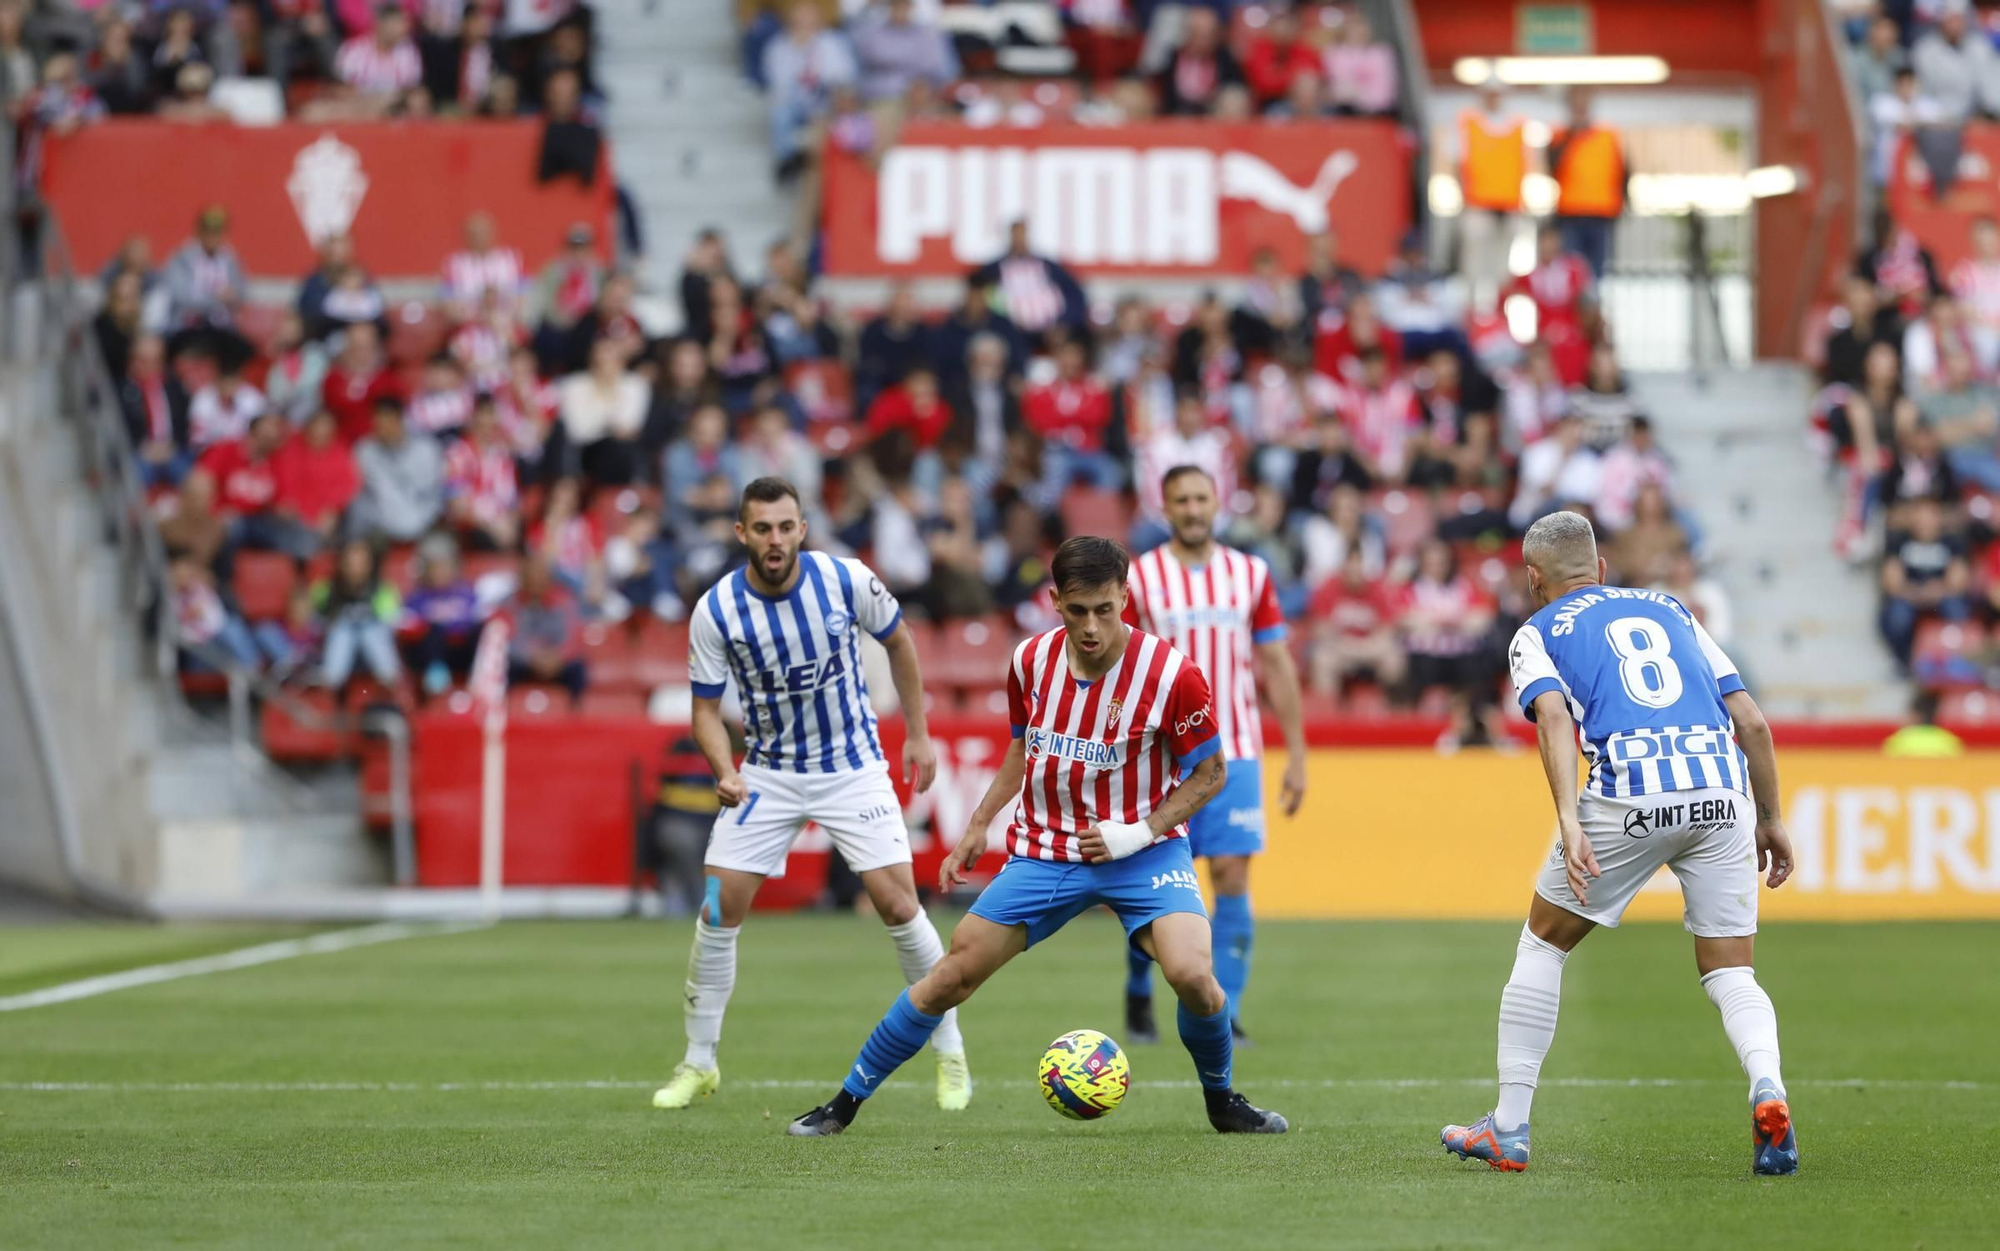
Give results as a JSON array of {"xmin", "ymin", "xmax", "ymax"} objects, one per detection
[{"xmin": 1508, "ymin": 585, "xmax": 1749, "ymax": 799}]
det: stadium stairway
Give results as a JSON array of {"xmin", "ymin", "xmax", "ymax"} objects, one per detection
[
  {"xmin": 594, "ymin": 0, "xmax": 797, "ymax": 324},
  {"xmin": 0, "ymin": 318, "xmax": 387, "ymax": 912},
  {"xmin": 1632, "ymin": 365, "xmax": 1905, "ymax": 720}
]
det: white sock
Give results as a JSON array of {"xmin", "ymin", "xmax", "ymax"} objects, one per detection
[
  {"xmin": 682, "ymin": 919, "xmax": 737, "ymax": 1070},
  {"xmin": 887, "ymin": 913, "xmax": 964, "ymax": 1056},
  {"xmin": 1701, "ymin": 965, "xmax": 1784, "ymax": 1099},
  {"xmin": 1494, "ymin": 924, "xmax": 1568, "ymax": 1131}
]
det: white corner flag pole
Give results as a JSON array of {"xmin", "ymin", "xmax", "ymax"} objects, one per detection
[{"xmin": 470, "ymin": 620, "xmax": 511, "ymax": 923}]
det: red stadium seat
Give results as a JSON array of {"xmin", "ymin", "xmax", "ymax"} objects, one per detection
[
  {"xmin": 1939, "ymin": 689, "xmax": 2000, "ymax": 725},
  {"xmin": 578, "ymin": 690, "xmax": 649, "ymax": 719},
  {"xmin": 233, "ymin": 550, "xmax": 298, "ymax": 621},
  {"xmin": 1374, "ymin": 488, "xmax": 1435, "ymax": 558},
  {"xmin": 388, "ymin": 302, "xmax": 449, "ymax": 367},
  {"xmin": 461, "ymin": 552, "xmax": 519, "ymax": 585},
  {"xmin": 931, "ymin": 615, "xmax": 1018, "ymax": 694},
  {"xmin": 261, "ymin": 689, "xmax": 359, "ymax": 761},
  {"xmin": 234, "ymin": 304, "xmax": 285, "ymax": 358},
  {"xmin": 1059, "ymin": 487, "xmax": 1131, "ymax": 541}
]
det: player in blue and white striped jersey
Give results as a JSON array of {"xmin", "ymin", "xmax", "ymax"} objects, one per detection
[
  {"xmin": 1441, "ymin": 511, "xmax": 1800, "ymax": 1177},
  {"xmin": 654, "ymin": 477, "xmax": 973, "ymax": 1115}
]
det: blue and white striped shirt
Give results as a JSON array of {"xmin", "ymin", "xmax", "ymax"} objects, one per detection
[
  {"xmin": 1509, "ymin": 586, "xmax": 1750, "ymax": 799},
  {"xmin": 689, "ymin": 553, "xmax": 901, "ymax": 774}
]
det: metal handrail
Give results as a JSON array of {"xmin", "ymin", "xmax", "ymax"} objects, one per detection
[{"xmin": 40, "ymin": 224, "xmax": 418, "ymax": 885}]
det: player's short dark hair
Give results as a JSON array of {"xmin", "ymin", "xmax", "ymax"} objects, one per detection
[
  {"xmin": 738, "ymin": 476, "xmax": 803, "ymax": 522},
  {"xmin": 1051, "ymin": 536, "xmax": 1129, "ymax": 597},
  {"xmin": 1160, "ymin": 464, "xmax": 1214, "ymax": 493}
]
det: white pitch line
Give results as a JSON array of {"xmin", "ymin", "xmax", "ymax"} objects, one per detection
[
  {"xmin": 0, "ymin": 1077, "xmax": 1986, "ymax": 1094},
  {"xmin": 0, "ymin": 921, "xmax": 490, "ymax": 1013}
]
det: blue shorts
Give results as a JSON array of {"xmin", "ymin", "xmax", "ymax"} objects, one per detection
[
  {"xmin": 968, "ymin": 838, "xmax": 1209, "ymax": 951},
  {"xmin": 1185, "ymin": 758, "xmax": 1265, "ymax": 858}
]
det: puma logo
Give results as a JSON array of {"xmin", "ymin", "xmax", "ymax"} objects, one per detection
[
  {"xmin": 853, "ymin": 1064, "xmax": 877, "ymax": 1087},
  {"xmin": 1218, "ymin": 150, "xmax": 1360, "ymax": 235}
]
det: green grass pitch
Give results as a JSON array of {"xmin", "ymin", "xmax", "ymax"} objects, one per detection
[{"xmin": 1, "ymin": 914, "xmax": 1995, "ymax": 1250}]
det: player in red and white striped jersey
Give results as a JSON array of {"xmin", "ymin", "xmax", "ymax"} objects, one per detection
[
  {"xmin": 788, "ymin": 537, "xmax": 1289, "ymax": 1138},
  {"xmin": 1120, "ymin": 464, "xmax": 1307, "ymax": 1045},
  {"xmin": 334, "ymin": 7, "xmax": 422, "ymax": 102}
]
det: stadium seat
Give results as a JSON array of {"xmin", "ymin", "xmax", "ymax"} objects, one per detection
[
  {"xmin": 260, "ymin": 689, "xmax": 359, "ymax": 762},
  {"xmin": 1940, "ymin": 689, "xmax": 2000, "ymax": 724},
  {"xmin": 233, "ymin": 551, "xmax": 297, "ymax": 621},
  {"xmin": 1059, "ymin": 487, "xmax": 1131, "ymax": 541},
  {"xmin": 388, "ymin": 302, "xmax": 448, "ymax": 367},
  {"xmin": 929, "ymin": 615, "xmax": 1018, "ymax": 701},
  {"xmin": 1374, "ymin": 489, "xmax": 1435, "ymax": 558},
  {"xmin": 578, "ymin": 690, "xmax": 649, "ymax": 719}
]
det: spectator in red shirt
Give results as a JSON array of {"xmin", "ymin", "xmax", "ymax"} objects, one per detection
[
  {"xmin": 864, "ymin": 365, "xmax": 953, "ymax": 449},
  {"xmin": 1307, "ymin": 546, "xmax": 1407, "ymax": 694},
  {"xmin": 1313, "ymin": 291, "xmax": 1403, "ymax": 384},
  {"xmin": 322, "ymin": 322, "xmax": 399, "ymax": 444},
  {"xmin": 500, "ymin": 552, "xmax": 588, "ymax": 705},
  {"xmin": 444, "ymin": 396, "xmax": 521, "ymax": 551},
  {"xmin": 1503, "ymin": 223, "xmax": 1594, "ymax": 342},
  {"xmin": 1244, "ymin": 7, "xmax": 1320, "ymax": 112},
  {"xmin": 206, "ymin": 414, "xmax": 319, "ymax": 562},
  {"xmin": 1024, "ymin": 337, "xmax": 1120, "ymax": 488},
  {"xmin": 272, "ymin": 409, "xmax": 361, "ymax": 548}
]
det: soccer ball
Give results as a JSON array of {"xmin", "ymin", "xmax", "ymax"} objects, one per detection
[{"xmin": 1037, "ymin": 1029, "xmax": 1130, "ymax": 1120}]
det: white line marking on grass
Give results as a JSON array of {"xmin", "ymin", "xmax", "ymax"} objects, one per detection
[
  {"xmin": 0, "ymin": 921, "xmax": 490, "ymax": 1013},
  {"xmin": 0, "ymin": 1077, "xmax": 1985, "ymax": 1094}
]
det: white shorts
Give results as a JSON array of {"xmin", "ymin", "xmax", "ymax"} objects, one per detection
[
  {"xmin": 703, "ymin": 763, "xmax": 910, "ymax": 878},
  {"xmin": 1536, "ymin": 785, "xmax": 1759, "ymax": 938}
]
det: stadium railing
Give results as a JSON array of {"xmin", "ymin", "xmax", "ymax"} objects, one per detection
[{"xmin": 35, "ymin": 223, "xmax": 421, "ymax": 885}]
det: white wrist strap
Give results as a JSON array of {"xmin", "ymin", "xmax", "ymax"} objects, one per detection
[{"xmin": 1097, "ymin": 819, "xmax": 1154, "ymax": 860}]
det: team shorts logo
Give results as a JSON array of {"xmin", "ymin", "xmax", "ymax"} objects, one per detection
[
  {"xmin": 1623, "ymin": 808, "xmax": 1653, "ymax": 839},
  {"xmin": 1151, "ymin": 868, "xmax": 1203, "ymax": 892},
  {"xmin": 1174, "ymin": 705, "xmax": 1212, "ymax": 737},
  {"xmin": 824, "ymin": 610, "xmax": 853, "ymax": 639},
  {"xmin": 1627, "ymin": 797, "xmax": 1740, "ymax": 837},
  {"xmin": 1227, "ymin": 807, "xmax": 1265, "ymax": 833}
]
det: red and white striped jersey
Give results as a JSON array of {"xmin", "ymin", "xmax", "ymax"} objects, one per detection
[
  {"xmin": 1124, "ymin": 545, "xmax": 1284, "ymax": 761},
  {"xmin": 334, "ymin": 36, "xmax": 423, "ymax": 96},
  {"xmin": 441, "ymin": 247, "xmax": 524, "ymax": 308},
  {"xmin": 1004, "ymin": 627, "xmax": 1220, "ymax": 862}
]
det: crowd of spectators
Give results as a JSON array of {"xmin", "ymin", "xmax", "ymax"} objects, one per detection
[
  {"xmin": 740, "ymin": 0, "xmax": 1401, "ymax": 234},
  {"xmin": 1843, "ymin": 0, "xmax": 2000, "ymax": 194},
  {"xmin": 1812, "ymin": 206, "xmax": 2000, "ymax": 695},
  {"xmin": 3, "ymin": 0, "xmax": 602, "ymax": 126},
  {"xmin": 115, "ymin": 174, "xmax": 1724, "ymax": 741}
]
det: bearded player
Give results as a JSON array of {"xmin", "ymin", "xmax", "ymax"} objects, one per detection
[
  {"xmin": 1120, "ymin": 465, "xmax": 1307, "ymax": 1044},
  {"xmin": 654, "ymin": 477, "xmax": 973, "ymax": 1114},
  {"xmin": 787, "ymin": 536, "xmax": 1288, "ymax": 1137},
  {"xmin": 1441, "ymin": 511, "xmax": 1798, "ymax": 1175}
]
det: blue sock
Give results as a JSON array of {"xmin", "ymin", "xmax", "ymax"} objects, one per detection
[
  {"xmin": 841, "ymin": 989, "xmax": 942, "ymax": 1100},
  {"xmin": 1125, "ymin": 944, "xmax": 1153, "ymax": 999},
  {"xmin": 1177, "ymin": 1002, "xmax": 1233, "ymax": 1092},
  {"xmin": 1210, "ymin": 893, "xmax": 1253, "ymax": 1022}
]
